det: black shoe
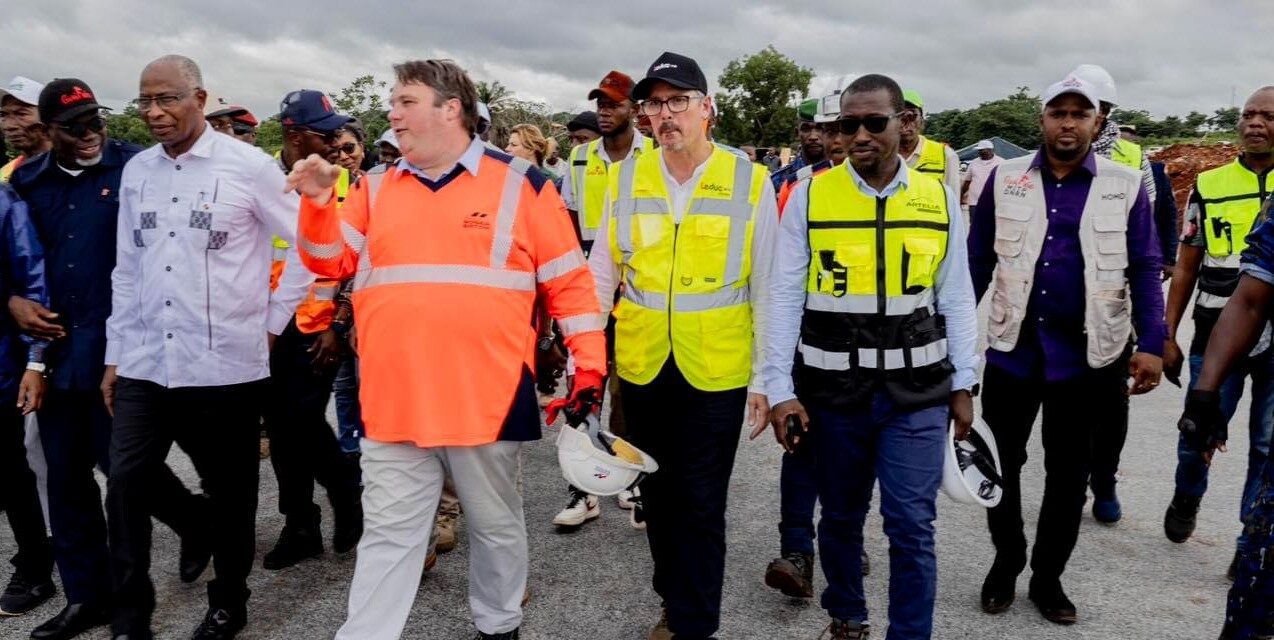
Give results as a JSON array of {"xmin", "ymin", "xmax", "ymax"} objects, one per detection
[
  {"xmin": 331, "ymin": 497, "xmax": 363, "ymax": 554},
  {"xmin": 0, "ymin": 573, "xmax": 56, "ymax": 616},
  {"xmin": 473, "ymin": 629, "xmax": 519, "ymax": 640},
  {"xmin": 179, "ymin": 530, "xmax": 213, "ymax": 584},
  {"xmin": 1164, "ymin": 492, "xmax": 1202, "ymax": 543},
  {"xmin": 262, "ymin": 526, "xmax": 323, "ymax": 570},
  {"xmin": 823, "ymin": 618, "xmax": 870, "ymax": 639},
  {"xmin": 861, "ymin": 549, "xmax": 870, "ymax": 577},
  {"xmin": 190, "ymin": 608, "xmax": 245, "ymax": 640},
  {"xmin": 1028, "ymin": 580, "xmax": 1077, "ymax": 625},
  {"xmin": 31, "ymin": 602, "xmax": 112, "ymax": 640},
  {"xmin": 980, "ymin": 554, "xmax": 1025, "ymax": 614},
  {"xmin": 764, "ymin": 551, "xmax": 814, "ymax": 598}
]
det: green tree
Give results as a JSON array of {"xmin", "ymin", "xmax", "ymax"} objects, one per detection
[
  {"xmin": 923, "ymin": 109, "xmax": 968, "ymax": 149},
  {"xmin": 713, "ymin": 46, "xmax": 814, "ymax": 148},
  {"xmin": 255, "ymin": 119, "xmax": 283, "ymax": 155},
  {"xmin": 331, "ymin": 74, "xmax": 390, "ymax": 144},
  {"xmin": 106, "ymin": 104, "xmax": 154, "ymax": 147},
  {"xmin": 487, "ymin": 97, "xmax": 558, "ymax": 151},
  {"xmin": 1210, "ymin": 106, "xmax": 1240, "ymax": 132},
  {"xmin": 926, "ymin": 88, "xmax": 1042, "ymax": 150},
  {"xmin": 476, "ymin": 80, "xmax": 513, "ymax": 111},
  {"xmin": 1184, "ymin": 111, "xmax": 1209, "ymax": 135}
]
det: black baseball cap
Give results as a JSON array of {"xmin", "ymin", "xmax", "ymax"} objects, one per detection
[
  {"xmin": 39, "ymin": 78, "xmax": 110, "ymax": 124},
  {"xmin": 567, "ymin": 111, "xmax": 601, "ymax": 134},
  {"xmin": 632, "ymin": 52, "xmax": 708, "ymax": 102},
  {"xmin": 278, "ymin": 89, "xmax": 351, "ymax": 132}
]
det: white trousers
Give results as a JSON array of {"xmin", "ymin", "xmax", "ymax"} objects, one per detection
[{"xmin": 336, "ymin": 438, "xmax": 526, "ymax": 639}]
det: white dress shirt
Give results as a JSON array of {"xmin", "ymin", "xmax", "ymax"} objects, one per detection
[
  {"xmin": 765, "ymin": 158, "xmax": 981, "ymax": 406},
  {"xmin": 587, "ymin": 149, "xmax": 778, "ymax": 395},
  {"xmin": 106, "ymin": 127, "xmax": 313, "ymax": 388}
]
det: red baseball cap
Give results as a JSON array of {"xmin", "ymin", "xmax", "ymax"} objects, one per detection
[{"xmin": 587, "ymin": 71, "xmax": 635, "ymax": 104}]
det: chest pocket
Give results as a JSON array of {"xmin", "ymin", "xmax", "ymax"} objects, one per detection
[
  {"xmin": 681, "ymin": 215, "xmax": 730, "ymax": 288},
  {"xmin": 902, "ymin": 236, "xmax": 942, "ymax": 292},
  {"xmin": 189, "ymin": 200, "xmax": 248, "ymax": 251},
  {"xmin": 833, "ymin": 241, "xmax": 874, "ymax": 295},
  {"xmin": 134, "ymin": 203, "xmax": 159, "ymax": 248},
  {"xmin": 993, "ymin": 205, "xmax": 1032, "ymax": 258}
]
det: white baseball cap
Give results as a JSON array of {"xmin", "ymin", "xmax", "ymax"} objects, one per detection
[
  {"xmin": 0, "ymin": 76, "xmax": 45, "ymax": 107},
  {"xmin": 975, "ymin": 139, "xmax": 994, "ymax": 150},
  {"xmin": 375, "ymin": 128, "xmax": 399, "ymax": 150},
  {"xmin": 1042, "ymin": 75, "xmax": 1100, "ymax": 110}
]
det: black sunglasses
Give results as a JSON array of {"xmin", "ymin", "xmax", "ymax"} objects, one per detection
[
  {"xmin": 55, "ymin": 117, "xmax": 106, "ymax": 138},
  {"xmin": 835, "ymin": 113, "xmax": 900, "ymax": 135},
  {"xmin": 333, "ymin": 142, "xmax": 360, "ymax": 156}
]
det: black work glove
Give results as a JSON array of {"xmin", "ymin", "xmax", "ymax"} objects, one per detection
[
  {"xmin": 1178, "ymin": 389, "xmax": 1225, "ymax": 454},
  {"xmin": 535, "ymin": 336, "xmax": 566, "ymax": 394}
]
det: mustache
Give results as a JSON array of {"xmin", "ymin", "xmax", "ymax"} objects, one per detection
[{"xmin": 658, "ymin": 122, "xmax": 680, "ymax": 134}]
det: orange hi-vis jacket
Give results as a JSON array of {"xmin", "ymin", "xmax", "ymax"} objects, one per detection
[
  {"xmin": 271, "ymin": 164, "xmax": 350, "ymax": 334},
  {"xmin": 298, "ymin": 141, "xmax": 607, "ymax": 447}
]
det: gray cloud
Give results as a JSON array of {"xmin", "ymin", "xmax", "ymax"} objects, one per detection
[{"xmin": 3, "ymin": 0, "xmax": 1270, "ymax": 124}]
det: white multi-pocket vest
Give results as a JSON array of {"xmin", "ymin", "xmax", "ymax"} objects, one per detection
[{"xmin": 986, "ymin": 154, "xmax": 1143, "ymax": 369}]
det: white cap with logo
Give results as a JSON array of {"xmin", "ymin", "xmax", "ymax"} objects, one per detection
[
  {"xmin": 1042, "ymin": 75, "xmax": 1100, "ymax": 110},
  {"xmin": 0, "ymin": 76, "xmax": 45, "ymax": 107},
  {"xmin": 975, "ymin": 140, "xmax": 994, "ymax": 150}
]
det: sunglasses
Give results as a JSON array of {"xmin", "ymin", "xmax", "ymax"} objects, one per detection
[
  {"xmin": 333, "ymin": 142, "xmax": 360, "ymax": 156},
  {"xmin": 299, "ymin": 128, "xmax": 338, "ymax": 144},
  {"xmin": 55, "ymin": 117, "xmax": 106, "ymax": 138},
  {"xmin": 231, "ymin": 123, "xmax": 255, "ymax": 135},
  {"xmin": 835, "ymin": 113, "xmax": 900, "ymax": 135}
]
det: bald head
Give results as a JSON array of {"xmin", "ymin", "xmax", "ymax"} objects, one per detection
[{"xmin": 142, "ymin": 54, "xmax": 203, "ymax": 91}]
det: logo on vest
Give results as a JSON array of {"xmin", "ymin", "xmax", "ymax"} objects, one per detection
[
  {"xmin": 463, "ymin": 211, "xmax": 491, "ymax": 230},
  {"xmin": 1002, "ymin": 173, "xmax": 1034, "ymax": 199},
  {"xmin": 906, "ymin": 197, "xmax": 943, "ymax": 214},
  {"xmin": 700, "ymin": 183, "xmax": 729, "ymax": 195},
  {"xmin": 587, "ymin": 165, "xmax": 606, "ymax": 176},
  {"xmin": 1100, "ymin": 192, "xmax": 1126, "ymax": 201}
]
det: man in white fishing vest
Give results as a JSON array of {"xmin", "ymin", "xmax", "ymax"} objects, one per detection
[{"xmin": 967, "ymin": 75, "xmax": 1165, "ymax": 625}]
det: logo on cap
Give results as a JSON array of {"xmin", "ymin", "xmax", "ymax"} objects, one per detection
[
  {"xmin": 9, "ymin": 82, "xmax": 24, "ymax": 92},
  {"xmin": 321, "ymin": 94, "xmax": 333, "ymax": 113},
  {"xmin": 1061, "ymin": 77, "xmax": 1083, "ymax": 89},
  {"xmin": 60, "ymin": 86, "xmax": 94, "ymax": 106},
  {"xmin": 653, "ymin": 63, "xmax": 678, "ymax": 72}
]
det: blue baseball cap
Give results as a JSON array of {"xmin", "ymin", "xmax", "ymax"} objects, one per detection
[{"xmin": 278, "ymin": 89, "xmax": 352, "ymax": 132}]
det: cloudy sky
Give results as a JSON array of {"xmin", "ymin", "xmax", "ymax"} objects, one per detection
[{"xmin": 3, "ymin": 0, "xmax": 1271, "ymax": 122}]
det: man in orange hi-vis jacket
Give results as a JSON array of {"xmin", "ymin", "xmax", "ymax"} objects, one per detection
[{"xmin": 288, "ymin": 59, "xmax": 606, "ymax": 640}]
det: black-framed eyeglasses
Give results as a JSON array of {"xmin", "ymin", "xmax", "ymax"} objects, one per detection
[
  {"xmin": 333, "ymin": 142, "xmax": 360, "ymax": 156},
  {"xmin": 133, "ymin": 92, "xmax": 190, "ymax": 111},
  {"xmin": 638, "ymin": 95, "xmax": 701, "ymax": 117},
  {"xmin": 835, "ymin": 113, "xmax": 900, "ymax": 135},
  {"xmin": 54, "ymin": 117, "xmax": 106, "ymax": 138},
  {"xmin": 299, "ymin": 128, "xmax": 339, "ymax": 144}
]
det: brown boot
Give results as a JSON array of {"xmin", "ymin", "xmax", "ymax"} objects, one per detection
[
  {"xmin": 648, "ymin": 607, "xmax": 672, "ymax": 640},
  {"xmin": 434, "ymin": 514, "xmax": 458, "ymax": 553}
]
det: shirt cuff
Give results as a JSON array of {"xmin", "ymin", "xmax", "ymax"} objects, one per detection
[
  {"xmin": 104, "ymin": 339, "xmax": 120, "ymax": 366},
  {"xmin": 267, "ymin": 304, "xmax": 292, "ymax": 335},
  {"xmin": 952, "ymin": 368, "xmax": 978, "ymax": 393},
  {"xmin": 27, "ymin": 342, "xmax": 45, "ymax": 364},
  {"xmin": 1136, "ymin": 327, "xmax": 1168, "ymax": 357},
  {"xmin": 1241, "ymin": 264, "xmax": 1274, "ymax": 287}
]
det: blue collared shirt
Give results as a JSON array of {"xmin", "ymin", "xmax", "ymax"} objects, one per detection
[
  {"xmin": 395, "ymin": 136, "xmax": 487, "ymax": 185},
  {"xmin": 12, "ymin": 140, "xmax": 140, "ymax": 389},
  {"xmin": 969, "ymin": 150, "xmax": 1165, "ymax": 382},
  {"xmin": 0, "ymin": 184, "xmax": 48, "ymax": 399},
  {"xmin": 764, "ymin": 157, "xmax": 981, "ymax": 405}
]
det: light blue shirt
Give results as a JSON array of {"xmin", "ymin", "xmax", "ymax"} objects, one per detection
[
  {"xmin": 395, "ymin": 135, "xmax": 487, "ymax": 181},
  {"xmin": 763, "ymin": 158, "xmax": 981, "ymax": 406}
]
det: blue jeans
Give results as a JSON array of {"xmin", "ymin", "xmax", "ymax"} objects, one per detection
[
  {"xmin": 813, "ymin": 391, "xmax": 946, "ymax": 639},
  {"xmin": 333, "ymin": 352, "xmax": 362, "ymax": 454},
  {"xmin": 1179, "ymin": 352, "xmax": 1274, "ymax": 553},
  {"xmin": 779, "ymin": 445, "xmax": 818, "ymax": 556},
  {"xmin": 1221, "ymin": 460, "xmax": 1274, "ymax": 639}
]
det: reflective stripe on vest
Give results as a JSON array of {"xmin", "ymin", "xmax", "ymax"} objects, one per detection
[
  {"xmin": 798, "ymin": 339, "xmax": 949, "ymax": 371},
  {"xmin": 0, "ymin": 156, "xmax": 24, "ymax": 183},
  {"xmin": 1111, "ymin": 139, "xmax": 1143, "ymax": 171},
  {"xmin": 570, "ymin": 137, "xmax": 653, "ymax": 248},
  {"xmin": 912, "ymin": 136, "xmax": 946, "ymax": 176},
  {"xmin": 290, "ymin": 168, "xmax": 350, "ymax": 333},
  {"xmin": 606, "ymin": 146, "xmax": 764, "ymax": 391}
]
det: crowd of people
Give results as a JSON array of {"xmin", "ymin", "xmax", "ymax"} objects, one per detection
[{"xmin": 0, "ymin": 48, "xmax": 1270, "ymax": 640}]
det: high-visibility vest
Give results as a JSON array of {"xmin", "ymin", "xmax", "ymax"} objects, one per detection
[
  {"xmin": 270, "ymin": 166, "xmax": 350, "ymax": 333},
  {"xmin": 777, "ymin": 158, "xmax": 833, "ymax": 214},
  {"xmin": 795, "ymin": 165, "xmax": 953, "ymax": 410},
  {"xmin": 0, "ymin": 156, "xmax": 25, "ymax": 183},
  {"xmin": 569, "ymin": 136, "xmax": 653, "ymax": 254},
  {"xmin": 1194, "ymin": 158, "xmax": 1274, "ymax": 312},
  {"xmin": 910, "ymin": 136, "xmax": 947, "ymax": 178},
  {"xmin": 1111, "ymin": 139, "xmax": 1144, "ymax": 171},
  {"xmin": 605, "ymin": 145, "xmax": 766, "ymax": 391},
  {"xmin": 295, "ymin": 147, "xmax": 606, "ymax": 447}
]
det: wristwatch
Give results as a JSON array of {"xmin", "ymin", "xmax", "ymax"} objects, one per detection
[
  {"xmin": 537, "ymin": 335, "xmax": 555, "ymax": 352},
  {"xmin": 331, "ymin": 319, "xmax": 352, "ymax": 338}
]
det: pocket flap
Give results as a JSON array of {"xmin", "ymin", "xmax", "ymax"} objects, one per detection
[
  {"xmin": 1097, "ymin": 236, "xmax": 1125, "ymax": 254},
  {"xmin": 904, "ymin": 236, "xmax": 941, "ymax": 256},
  {"xmin": 834, "ymin": 242, "xmax": 873, "ymax": 267},
  {"xmin": 994, "ymin": 223, "xmax": 1024, "ymax": 242},
  {"xmin": 999, "ymin": 204, "xmax": 1033, "ymax": 222}
]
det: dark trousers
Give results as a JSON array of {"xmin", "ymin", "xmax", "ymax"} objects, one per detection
[
  {"xmin": 1222, "ymin": 460, "xmax": 1274, "ymax": 639},
  {"xmin": 982, "ymin": 360, "xmax": 1128, "ymax": 585},
  {"xmin": 778, "ymin": 444, "xmax": 818, "ymax": 556},
  {"xmin": 38, "ymin": 386, "xmax": 201, "ymax": 606},
  {"xmin": 107, "ymin": 377, "xmax": 265, "ymax": 634},
  {"xmin": 812, "ymin": 392, "xmax": 947, "ymax": 639},
  {"xmin": 0, "ymin": 404, "xmax": 52, "ymax": 582},
  {"xmin": 263, "ymin": 320, "xmax": 359, "ymax": 529},
  {"xmin": 622, "ymin": 361, "xmax": 745, "ymax": 640},
  {"xmin": 1088, "ymin": 345, "xmax": 1132, "ymax": 497}
]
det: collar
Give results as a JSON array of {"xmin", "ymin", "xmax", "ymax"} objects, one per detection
[
  {"xmin": 844, "ymin": 156, "xmax": 910, "ymax": 198},
  {"xmin": 592, "ymin": 131, "xmax": 647, "ymax": 161},
  {"xmin": 153, "ymin": 124, "xmax": 215, "ymax": 163},
  {"xmin": 1029, "ymin": 148, "xmax": 1098, "ymax": 177},
  {"xmin": 904, "ymin": 136, "xmax": 926, "ymax": 163},
  {"xmin": 396, "ymin": 135, "xmax": 485, "ymax": 180},
  {"xmin": 29, "ymin": 140, "xmax": 126, "ymax": 178}
]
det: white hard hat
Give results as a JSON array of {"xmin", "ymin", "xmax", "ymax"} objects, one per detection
[
  {"xmin": 942, "ymin": 415, "xmax": 1004, "ymax": 508},
  {"xmin": 1069, "ymin": 64, "xmax": 1117, "ymax": 107},
  {"xmin": 557, "ymin": 415, "xmax": 658, "ymax": 496},
  {"xmin": 814, "ymin": 91, "xmax": 842, "ymax": 124}
]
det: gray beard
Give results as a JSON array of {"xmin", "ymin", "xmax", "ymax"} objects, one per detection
[{"xmin": 75, "ymin": 155, "xmax": 103, "ymax": 167}]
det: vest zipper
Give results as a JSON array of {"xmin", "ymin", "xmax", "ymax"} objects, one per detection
[
  {"xmin": 875, "ymin": 196, "xmax": 887, "ymax": 374},
  {"xmin": 668, "ymin": 203, "xmax": 680, "ymax": 355}
]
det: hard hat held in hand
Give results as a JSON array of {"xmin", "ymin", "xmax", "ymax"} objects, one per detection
[
  {"xmin": 942, "ymin": 415, "xmax": 1004, "ymax": 508},
  {"xmin": 556, "ymin": 414, "xmax": 659, "ymax": 496}
]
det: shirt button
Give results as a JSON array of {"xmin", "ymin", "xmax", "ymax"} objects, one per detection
[
  {"xmin": 1038, "ymin": 317, "xmax": 1045, "ymax": 322},
  {"xmin": 166, "ymin": 333, "xmax": 173, "ymax": 339},
  {"xmin": 171, "ymin": 197, "xmax": 178, "ymax": 203},
  {"xmin": 66, "ymin": 234, "xmax": 74, "ymax": 239},
  {"xmin": 169, "ymin": 231, "xmax": 176, "ymax": 237},
  {"xmin": 1041, "ymin": 290, "xmax": 1047, "ymax": 295},
  {"xmin": 176, "ymin": 164, "xmax": 182, "ymax": 171},
  {"xmin": 1050, "ymin": 208, "xmax": 1057, "ymax": 213},
  {"xmin": 66, "ymin": 263, "xmax": 74, "ymax": 269},
  {"xmin": 1043, "ymin": 261, "xmax": 1050, "ymax": 266},
  {"xmin": 68, "ymin": 204, "xmax": 76, "ymax": 210},
  {"xmin": 165, "ymin": 300, "xmax": 172, "ymax": 306},
  {"xmin": 1047, "ymin": 235, "xmax": 1054, "ymax": 240},
  {"xmin": 165, "ymin": 266, "xmax": 172, "ymax": 272},
  {"xmin": 1056, "ymin": 183, "xmax": 1062, "ymax": 188}
]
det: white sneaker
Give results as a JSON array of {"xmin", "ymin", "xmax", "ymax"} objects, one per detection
[
  {"xmin": 552, "ymin": 489, "xmax": 600, "ymax": 527},
  {"xmin": 617, "ymin": 490, "xmax": 636, "ymax": 510}
]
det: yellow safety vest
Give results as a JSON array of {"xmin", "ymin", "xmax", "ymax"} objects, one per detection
[
  {"xmin": 1111, "ymin": 139, "xmax": 1143, "ymax": 171},
  {"xmin": 1197, "ymin": 158, "xmax": 1272, "ymax": 259},
  {"xmin": 569, "ymin": 137, "xmax": 654, "ymax": 254},
  {"xmin": 0, "ymin": 156, "xmax": 25, "ymax": 183},
  {"xmin": 911, "ymin": 136, "xmax": 947, "ymax": 178},
  {"xmin": 797, "ymin": 165, "xmax": 953, "ymax": 410},
  {"xmin": 271, "ymin": 166, "xmax": 350, "ymax": 333},
  {"xmin": 606, "ymin": 146, "xmax": 765, "ymax": 391}
]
